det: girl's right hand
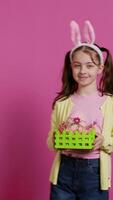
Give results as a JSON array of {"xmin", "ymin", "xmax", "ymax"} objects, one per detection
[
  {"xmin": 52, "ymin": 132, "xmax": 55, "ymax": 145},
  {"xmin": 52, "ymin": 132, "xmax": 58, "ymax": 152}
]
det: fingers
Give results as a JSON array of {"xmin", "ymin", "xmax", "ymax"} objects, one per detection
[
  {"xmin": 93, "ymin": 142, "xmax": 101, "ymax": 150},
  {"xmin": 94, "ymin": 134, "xmax": 103, "ymax": 144},
  {"xmin": 93, "ymin": 133, "xmax": 104, "ymax": 150}
]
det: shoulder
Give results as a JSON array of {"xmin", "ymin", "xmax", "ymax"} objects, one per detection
[
  {"xmin": 106, "ymin": 95, "xmax": 113, "ymax": 101},
  {"xmin": 103, "ymin": 95, "xmax": 113, "ymax": 108},
  {"xmin": 53, "ymin": 96, "xmax": 73, "ymax": 112},
  {"xmin": 108, "ymin": 95, "xmax": 113, "ymax": 107},
  {"xmin": 55, "ymin": 96, "xmax": 71, "ymax": 106}
]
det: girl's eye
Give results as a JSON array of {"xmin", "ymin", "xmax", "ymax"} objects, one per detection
[
  {"xmin": 87, "ymin": 64, "xmax": 94, "ymax": 68},
  {"xmin": 73, "ymin": 65, "xmax": 81, "ymax": 68}
]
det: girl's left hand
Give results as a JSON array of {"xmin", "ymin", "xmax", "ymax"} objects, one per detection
[{"xmin": 93, "ymin": 133, "xmax": 104, "ymax": 150}]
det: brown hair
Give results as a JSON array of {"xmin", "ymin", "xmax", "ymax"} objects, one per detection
[{"xmin": 52, "ymin": 45, "xmax": 113, "ymax": 109}]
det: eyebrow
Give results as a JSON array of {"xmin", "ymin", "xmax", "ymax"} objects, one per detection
[{"xmin": 73, "ymin": 61, "xmax": 94, "ymax": 64}]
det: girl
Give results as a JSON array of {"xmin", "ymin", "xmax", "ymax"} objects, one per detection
[{"xmin": 47, "ymin": 20, "xmax": 113, "ymax": 200}]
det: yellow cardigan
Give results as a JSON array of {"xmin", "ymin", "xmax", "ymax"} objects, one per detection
[{"xmin": 47, "ymin": 95, "xmax": 113, "ymax": 190}]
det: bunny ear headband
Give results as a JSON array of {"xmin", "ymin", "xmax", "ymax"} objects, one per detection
[{"xmin": 70, "ymin": 20, "xmax": 104, "ymax": 64}]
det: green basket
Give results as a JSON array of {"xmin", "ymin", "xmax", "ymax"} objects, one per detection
[{"xmin": 54, "ymin": 128, "xmax": 96, "ymax": 149}]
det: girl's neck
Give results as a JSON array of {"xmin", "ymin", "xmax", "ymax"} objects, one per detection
[{"xmin": 77, "ymin": 85, "xmax": 98, "ymax": 96}]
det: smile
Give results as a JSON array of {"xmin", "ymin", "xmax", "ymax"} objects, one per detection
[{"xmin": 79, "ymin": 76, "xmax": 88, "ymax": 79}]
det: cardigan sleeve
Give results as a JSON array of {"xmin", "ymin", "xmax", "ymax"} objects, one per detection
[
  {"xmin": 46, "ymin": 103, "xmax": 58, "ymax": 150},
  {"xmin": 100, "ymin": 96, "xmax": 113, "ymax": 154},
  {"xmin": 101, "ymin": 129, "xmax": 113, "ymax": 154}
]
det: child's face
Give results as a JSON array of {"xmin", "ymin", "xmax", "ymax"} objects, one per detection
[{"xmin": 71, "ymin": 50, "xmax": 103, "ymax": 89}]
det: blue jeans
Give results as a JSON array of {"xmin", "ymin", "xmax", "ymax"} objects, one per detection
[{"xmin": 50, "ymin": 154, "xmax": 109, "ymax": 200}]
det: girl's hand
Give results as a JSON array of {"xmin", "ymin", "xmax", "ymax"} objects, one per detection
[
  {"xmin": 52, "ymin": 132, "xmax": 55, "ymax": 146},
  {"xmin": 93, "ymin": 133, "xmax": 104, "ymax": 150},
  {"xmin": 52, "ymin": 132, "xmax": 58, "ymax": 152}
]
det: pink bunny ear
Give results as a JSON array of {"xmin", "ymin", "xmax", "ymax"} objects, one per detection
[
  {"xmin": 84, "ymin": 20, "xmax": 95, "ymax": 44},
  {"xmin": 70, "ymin": 20, "xmax": 81, "ymax": 46}
]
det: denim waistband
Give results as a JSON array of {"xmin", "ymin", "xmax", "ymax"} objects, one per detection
[{"xmin": 61, "ymin": 154, "xmax": 100, "ymax": 166}]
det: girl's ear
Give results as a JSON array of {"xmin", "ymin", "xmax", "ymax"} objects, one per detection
[{"xmin": 97, "ymin": 64, "xmax": 104, "ymax": 74}]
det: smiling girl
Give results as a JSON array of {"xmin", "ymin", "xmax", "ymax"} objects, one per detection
[{"xmin": 47, "ymin": 20, "xmax": 113, "ymax": 200}]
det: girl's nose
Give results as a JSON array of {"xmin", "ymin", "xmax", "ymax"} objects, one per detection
[{"xmin": 79, "ymin": 66, "xmax": 87, "ymax": 73}]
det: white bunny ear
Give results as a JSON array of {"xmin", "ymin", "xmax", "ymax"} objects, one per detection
[
  {"xmin": 84, "ymin": 20, "xmax": 95, "ymax": 44},
  {"xmin": 70, "ymin": 20, "xmax": 81, "ymax": 46}
]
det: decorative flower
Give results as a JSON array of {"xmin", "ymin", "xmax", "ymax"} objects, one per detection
[
  {"xmin": 93, "ymin": 121, "xmax": 97, "ymax": 125},
  {"xmin": 58, "ymin": 122, "xmax": 67, "ymax": 133},
  {"xmin": 86, "ymin": 124, "xmax": 93, "ymax": 131},
  {"xmin": 92, "ymin": 121, "xmax": 102, "ymax": 133},
  {"xmin": 73, "ymin": 117, "xmax": 80, "ymax": 124}
]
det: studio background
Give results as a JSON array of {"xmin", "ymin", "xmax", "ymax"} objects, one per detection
[{"xmin": 0, "ymin": 0, "xmax": 113, "ymax": 199}]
